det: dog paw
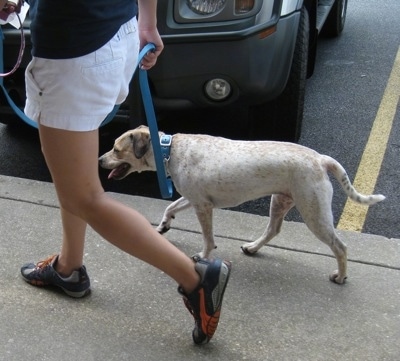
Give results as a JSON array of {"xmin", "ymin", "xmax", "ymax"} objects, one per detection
[
  {"xmin": 191, "ymin": 252, "xmax": 206, "ymax": 260},
  {"xmin": 156, "ymin": 225, "xmax": 170, "ymax": 234},
  {"xmin": 241, "ymin": 246, "xmax": 256, "ymax": 256},
  {"xmin": 329, "ymin": 270, "xmax": 347, "ymax": 284}
]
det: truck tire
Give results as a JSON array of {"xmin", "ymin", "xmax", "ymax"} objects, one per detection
[
  {"xmin": 322, "ymin": 0, "xmax": 347, "ymax": 37},
  {"xmin": 0, "ymin": 88, "xmax": 24, "ymax": 126},
  {"xmin": 248, "ymin": 7, "xmax": 309, "ymax": 142}
]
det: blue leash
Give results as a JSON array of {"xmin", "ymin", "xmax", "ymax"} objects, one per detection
[
  {"xmin": 101, "ymin": 43, "xmax": 173, "ymax": 199},
  {"xmin": 137, "ymin": 43, "xmax": 174, "ymax": 199},
  {"xmin": 101, "ymin": 43, "xmax": 174, "ymax": 198},
  {"xmin": 0, "ymin": 34, "xmax": 173, "ymax": 198}
]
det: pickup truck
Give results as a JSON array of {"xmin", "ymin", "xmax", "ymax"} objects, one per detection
[{"xmin": 0, "ymin": 0, "xmax": 347, "ymax": 142}]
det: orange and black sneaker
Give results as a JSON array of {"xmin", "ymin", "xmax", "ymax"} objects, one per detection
[
  {"xmin": 20, "ymin": 254, "xmax": 91, "ymax": 298},
  {"xmin": 179, "ymin": 256, "xmax": 232, "ymax": 344}
]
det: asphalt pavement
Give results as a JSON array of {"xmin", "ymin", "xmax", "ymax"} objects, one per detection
[{"xmin": 0, "ymin": 175, "xmax": 399, "ymax": 361}]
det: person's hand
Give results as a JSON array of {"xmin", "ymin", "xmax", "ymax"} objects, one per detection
[{"xmin": 138, "ymin": 28, "xmax": 164, "ymax": 70}]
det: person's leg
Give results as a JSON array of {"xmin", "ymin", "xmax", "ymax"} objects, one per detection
[
  {"xmin": 38, "ymin": 124, "xmax": 200, "ymax": 293},
  {"xmin": 21, "ymin": 123, "xmax": 231, "ymax": 343},
  {"xmin": 21, "ymin": 16, "xmax": 232, "ymax": 343},
  {"xmin": 56, "ymin": 207, "xmax": 87, "ymax": 276}
]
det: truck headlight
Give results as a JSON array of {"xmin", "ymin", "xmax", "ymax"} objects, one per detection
[
  {"xmin": 187, "ymin": 0, "xmax": 227, "ymax": 15},
  {"xmin": 176, "ymin": 0, "xmax": 261, "ymax": 23}
]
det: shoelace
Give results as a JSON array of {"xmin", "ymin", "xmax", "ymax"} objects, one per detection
[
  {"xmin": 182, "ymin": 297, "xmax": 197, "ymax": 318},
  {"xmin": 179, "ymin": 286, "xmax": 201, "ymax": 323},
  {"xmin": 34, "ymin": 255, "xmax": 56, "ymax": 271}
]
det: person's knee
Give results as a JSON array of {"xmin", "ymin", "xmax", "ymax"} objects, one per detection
[{"xmin": 58, "ymin": 191, "xmax": 106, "ymax": 220}]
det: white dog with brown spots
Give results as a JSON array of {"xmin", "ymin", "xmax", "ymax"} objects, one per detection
[{"xmin": 99, "ymin": 125, "xmax": 385, "ymax": 284}]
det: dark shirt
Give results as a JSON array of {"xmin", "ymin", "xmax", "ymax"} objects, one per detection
[{"xmin": 28, "ymin": 0, "xmax": 137, "ymax": 59}]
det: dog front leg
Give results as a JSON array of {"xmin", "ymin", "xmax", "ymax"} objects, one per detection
[
  {"xmin": 156, "ymin": 197, "xmax": 191, "ymax": 234},
  {"xmin": 193, "ymin": 204, "xmax": 216, "ymax": 259}
]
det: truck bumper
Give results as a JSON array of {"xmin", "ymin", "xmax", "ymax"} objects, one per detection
[{"xmin": 149, "ymin": 12, "xmax": 301, "ymax": 110}]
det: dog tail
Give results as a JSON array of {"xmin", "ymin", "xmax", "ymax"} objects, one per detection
[{"xmin": 323, "ymin": 155, "xmax": 386, "ymax": 205}]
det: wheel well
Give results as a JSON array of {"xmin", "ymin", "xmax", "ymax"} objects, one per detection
[{"xmin": 303, "ymin": 0, "xmax": 319, "ymax": 78}]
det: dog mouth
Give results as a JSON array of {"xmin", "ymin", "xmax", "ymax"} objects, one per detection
[{"xmin": 108, "ymin": 163, "xmax": 130, "ymax": 180}]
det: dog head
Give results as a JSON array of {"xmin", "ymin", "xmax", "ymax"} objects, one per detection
[{"xmin": 99, "ymin": 125, "xmax": 158, "ymax": 179}]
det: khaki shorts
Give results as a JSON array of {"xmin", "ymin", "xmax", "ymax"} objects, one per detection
[{"xmin": 24, "ymin": 17, "xmax": 140, "ymax": 131}]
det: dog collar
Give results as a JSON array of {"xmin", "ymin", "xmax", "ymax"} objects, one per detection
[{"xmin": 160, "ymin": 134, "xmax": 172, "ymax": 162}]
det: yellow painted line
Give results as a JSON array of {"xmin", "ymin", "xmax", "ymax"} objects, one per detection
[{"xmin": 337, "ymin": 46, "xmax": 400, "ymax": 232}]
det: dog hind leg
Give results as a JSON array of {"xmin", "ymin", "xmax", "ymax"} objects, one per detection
[
  {"xmin": 306, "ymin": 223, "xmax": 347, "ymax": 284},
  {"xmin": 242, "ymin": 194, "xmax": 295, "ymax": 255},
  {"xmin": 156, "ymin": 197, "xmax": 191, "ymax": 234},
  {"xmin": 296, "ymin": 192, "xmax": 348, "ymax": 284}
]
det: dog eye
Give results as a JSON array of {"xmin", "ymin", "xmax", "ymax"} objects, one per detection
[{"xmin": 113, "ymin": 149, "xmax": 120, "ymax": 154}]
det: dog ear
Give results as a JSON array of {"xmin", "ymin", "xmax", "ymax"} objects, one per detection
[{"xmin": 130, "ymin": 132, "xmax": 150, "ymax": 159}]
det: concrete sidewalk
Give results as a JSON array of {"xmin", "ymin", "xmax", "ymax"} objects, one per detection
[{"xmin": 0, "ymin": 175, "xmax": 399, "ymax": 361}]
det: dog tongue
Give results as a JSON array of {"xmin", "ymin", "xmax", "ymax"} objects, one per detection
[
  {"xmin": 107, "ymin": 163, "xmax": 128, "ymax": 179},
  {"xmin": 108, "ymin": 169, "xmax": 118, "ymax": 179}
]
